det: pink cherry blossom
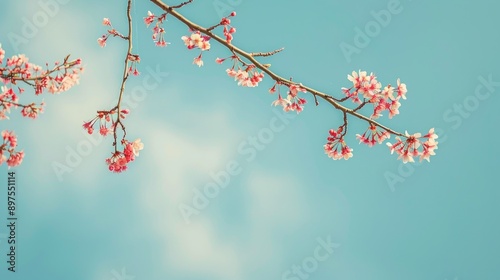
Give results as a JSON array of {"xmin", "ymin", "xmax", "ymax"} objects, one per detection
[
  {"xmin": 381, "ymin": 85, "xmax": 395, "ymax": 100},
  {"xmin": 356, "ymin": 124, "xmax": 390, "ymax": 147},
  {"xmin": 97, "ymin": 37, "xmax": 107, "ymax": 47},
  {"xmin": 99, "ymin": 125, "xmax": 112, "ymax": 136},
  {"xmin": 348, "ymin": 70, "xmax": 367, "ymax": 88},
  {"xmin": 103, "ymin": 18, "xmax": 111, "ymax": 26},
  {"xmin": 271, "ymin": 94, "xmax": 291, "ymax": 108},
  {"xmin": 131, "ymin": 138, "xmax": 144, "ymax": 156},
  {"xmin": 386, "ymin": 129, "xmax": 438, "ymax": 163},
  {"xmin": 6, "ymin": 151, "xmax": 24, "ymax": 168},
  {"xmin": 288, "ymin": 83, "xmax": 307, "ymax": 98},
  {"xmin": 342, "ymin": 71, "xmax": 408, "ymax": 121},
  {"xmin": 388, "ymin": 100, "xmax": 400, "ymax": 119},
  {"xmin": 180, "ymin": 31, "xmax": 211, "ymax": 52},
  {"xmin": 2, "ymin": 130, "xmax": 17, "ymax": 148},
  {"xmin": 226, "ymin": 68, "xmax": 237, "ymax": 78},
  {"xmin": 193, "ymin": 55, "xmax": 203, "ymax": 67},
  {"xmin": 104, "ymin": 138, "xmax": 144, "ymax": 173},
  {"xmin": 0, "ymin": 131, "xmax": 24, "ymax": 168},
  {"xmin": 144, "ymin": 11, "xmax": 155, "ymax": 27},
  {"xmin": 155, "ymin": 40, "xmax": 168, "ymax": 47},
  {"xmin": 324, "ymin": 127, "xmax": 353, "ymax": 160},
  {"xmin": 199, "ymin": 40, "xmax": 210, "ymax": 51},
  {"xmin": 397, "ymin": 78, "xmax": 407, "ymax": 100},
  {"xmin": 0, "ymin": 44, "xmax": 5, "ymax": 64}
]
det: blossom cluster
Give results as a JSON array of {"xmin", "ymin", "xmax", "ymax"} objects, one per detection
[
  {"xmin": 105, "ymin": 138, "xmax": 144, "ymax": 173},
  {"xmin": 127, "ymin": 54, "xmax": 141, "ymax": 76},
  {"xmin": 220, "ymin": 11, "xmax": 237, "ymax": 44},
  {"xmin": 98, "ymin": 18, "xmax": 115, "ymax": 47},
  {"xmin": 214, "ymin": 56, "xmax": 263, "ymax": 87},
  {"xmin": 82, "ymin": 107, "xmax": 130, "ymax": 136},
  {"xmin": 181, "ymin": 31, "xmax": 211, "ymax": 67},
  {"xmin": 356, "ymin": 123, "xmax": 391, "ymax": 147},
  {"xmin": 324, "ymin": 127, "xmax": 354, "ymax": 160},
  {"xmin": 83, "ymin": 107, "xmax": 144, "ymax": 172},
  {"xmin": 0, "ymin": 130, "xmax": 24, "ymax": 168},
  {"xmin": 226, "ymin": 65, "xmax": 264, "ymax": 87},
  {"xmin": 386, "ymin": 128, "xmax": 438, "ymax": 163},
  {"xmin": 269, "ymin": 82, "xmax": 308, "ymax": 113},
  {"xmin": 343, "ymin": 70, "xmax": 407, "ymax": 119},
  {"xmin": 144, "ymin": 11, "xmax": 169, "ymax": 47}
]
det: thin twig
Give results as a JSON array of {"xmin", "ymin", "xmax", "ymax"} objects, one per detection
[
  {"xmin": 112, "ymin": 0, "xmax": 134, "ymax": 151},
  {"xmin": 249, "ymin": 47, "xmax": 285, "ymax": 57}
]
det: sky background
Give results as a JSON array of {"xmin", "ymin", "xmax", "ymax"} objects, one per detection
[{"xmin": 1, "ymin": 0, "xmax": 499, "ymax": 279}]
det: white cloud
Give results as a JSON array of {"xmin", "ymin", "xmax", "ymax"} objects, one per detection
[{"xmin": 135, "ymin": 112, "xmax": 310, "ymax": 279}]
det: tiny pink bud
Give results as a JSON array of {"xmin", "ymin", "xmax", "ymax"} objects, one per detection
[{"xmin": 230, "ymin": 11, "xmax": 236, "ymax": 16}]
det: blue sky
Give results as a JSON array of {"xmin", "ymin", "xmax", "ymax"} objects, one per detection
[{"xmin": 1, "ymin": 0, "xmax": 499, "ymax": 279}]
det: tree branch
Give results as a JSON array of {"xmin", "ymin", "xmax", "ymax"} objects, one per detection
[{"xmin": 149, "ymin": 0, "xmax": 405, "ymax": 137}]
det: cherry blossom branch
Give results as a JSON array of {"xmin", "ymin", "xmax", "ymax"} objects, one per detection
[
  {"xmin": 112, "ymin": 0, "xmax": 134, "ymax": 150},
  {"xmin": 1, "ymin": 56, "xmax": 80, "ymax": 82},
  {"xmin": 0, "ymin": 43, "xmax": 83, "ymax": 168},
  {"xmin": 85, "ymin": 0, "xmax": 144, "ymax": 173},
  {"xmin": 0, "ymin": 99, "xmax": 44, "ymax": 119},
  {"xmin": 88, "ymin": 0, "xmax": 438, "ymax": 172},
  {"xmin": 150, "ymin": 0, "xmax": 404, "ymax": 137},
  {"xmin": 141, "ymin": 0, "xmax": 439, "ymax": 163}
]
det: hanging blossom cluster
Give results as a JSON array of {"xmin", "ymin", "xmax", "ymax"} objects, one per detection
[
  {"xmin": 356, "ymin": 123, "xmax": 391, "ymax": 147},
  {"xmin": 82, "ymin": 90, "xmax": 144, "ymax": 173},
  {"xmin": 219, "ymin": 12, "xmax": 237, "ymax": 44},
  {"xmin": 93, "ymin": 12, "xmax": 146, "ymax": 173},
  {"xmin": 220, "ymin": 58, "xmax": 264, "ymax": 87},
  {"xmin": 81, "ymin": 101, "xmax": 143, "ymax": 173},
  {"xmin": 269, "ymin": 82, "xmax": 308, "ymax": 113},
  {"xmin": 144, "ymin": 11, "xmax": 169, "ymax": 47},
  {"xmin": 324, "ymin": 127, "xmax": 353, "ymax": 160},
  {"xmin": 0, "ymin": 43, "xmax": 83, "ymax": 168},
  {"xmin": 105, "ymin": 138, "xmax": 144, "ymax": 173},
  {"xmin": 0, "ymin": 131, "xmax": 24, "ymax": 168},
  {"xmin": 386, "ymin": 129, "xmax": 438, "ymax": 163},
  {"xmin": 127, "ymin": 54, "xmax": 141, "ymax": 76}
]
